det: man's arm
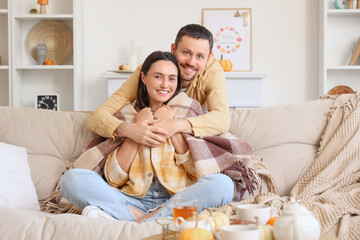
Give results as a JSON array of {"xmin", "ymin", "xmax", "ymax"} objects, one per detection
[
  {"xmin": 87, "ymin": 67, "xmax": 140, "ymax": 138},
  {"xmin": 87, "ymin": 65, "xmax": 167, "ymax": 146},
  {"xmin": 186, "ymin": 59, "xmax": 230, "ymax": 137}
]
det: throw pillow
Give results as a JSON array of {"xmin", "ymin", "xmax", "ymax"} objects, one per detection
[{"xmin": 0, "ymin": 142, "xmax": 40, "ymax": 210}]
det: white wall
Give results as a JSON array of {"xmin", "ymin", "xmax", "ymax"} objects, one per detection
[{"xmin": 81, "ymin": 0, "xmax": 319, "ymax": 110}]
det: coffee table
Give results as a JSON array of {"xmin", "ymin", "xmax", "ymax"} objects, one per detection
[{"xmin": 143, "ymin": 233, "xmax": 341, "ymax": 240}]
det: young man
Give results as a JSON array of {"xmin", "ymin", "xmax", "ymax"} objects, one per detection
[{"xmin": 87, "ymin": 24, "xmax": 230, "ymax": 146}]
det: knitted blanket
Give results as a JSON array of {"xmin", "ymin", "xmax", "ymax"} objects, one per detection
[
  {"xmin": 215, "ymin": 93, "xmax": 360, "ymax": 240},
  {"xmin": 41, "ymin": 93, "xmax": 277, "ymax": 214}
]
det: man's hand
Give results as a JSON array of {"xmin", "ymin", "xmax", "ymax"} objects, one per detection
[
  {"xmin": 152, "ymin": 118, "xmax": 193, "ymax": 139},
  {"xmin": 117, "ymin": 120, "xmax": 168, "ymax": 147},
  {"xmin": 115, "ymin": 108, "xmax": 169, "ymax": 147}
]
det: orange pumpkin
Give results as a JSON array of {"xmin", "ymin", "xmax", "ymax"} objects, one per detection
[
  {"xmin": 266, "ymin": 217, "xmax": 278, "ymax": 226},
  {"xmin": 217, "ymin": 55, "xmax": 232, "ymax": 72},
  {"xmin": 44, "ymin": 59, "xmax": 54, "ymax": 65},
  {"xmin": 177, "ymin": 227, "xmax": 214, "ymax": 240}
]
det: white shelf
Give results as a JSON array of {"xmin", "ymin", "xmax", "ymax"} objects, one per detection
[
  {"xmin": 5, "ymin": 0, "xmax": 83, "ymax": 111},
  {"xmin": 327, "ymin": 9, "xmax": 360, "ymax": 15},
  {"xmin": 0, "ymin": 66, "xmax": 9, "ymax": 69},
  {"xmin": 319, "ymin": 0, "xmax": 360, "ymax": 96},
  {"xmin": 16, "ymin": 65, "xmax": 74, "ymax": 70},
  {"xmin": 0, "ymin": 9, "xmax": 8, "ymax": 15},
  {"xmin": 15, "ymin": 14, "xmax": 73, "ymax": 20},
  {"xmin": 327, "ymin": 66, "xmax": 360, "ymax": 70}
]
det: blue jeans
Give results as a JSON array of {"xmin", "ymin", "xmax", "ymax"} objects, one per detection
[{"xmin": 60, "ymin": 169, "xmax": 234, "ymax": 221}]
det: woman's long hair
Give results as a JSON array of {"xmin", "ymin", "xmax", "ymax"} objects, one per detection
[{"xmin": 135, "ymin": 51, "xmax": 181, "ymax": 110}]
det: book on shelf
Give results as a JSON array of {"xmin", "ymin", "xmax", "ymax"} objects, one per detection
[{"xmin": 348, "ymin": 37, "xmax": 360, "ymax": 66}]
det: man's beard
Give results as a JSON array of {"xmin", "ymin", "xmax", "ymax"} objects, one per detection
[
  {"xmin": 181, "ymin": 74, "xmax": 196, "ymax": 88},
  {"xmin": 180, "ymin": 64, "xmax": 198, "ymax": 87}
]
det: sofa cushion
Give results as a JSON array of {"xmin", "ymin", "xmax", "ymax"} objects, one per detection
[
  {"xmin": 28, "ymin": 155, "xmax": 69, "ymax": 200},
  {"xmin": 229, "ymin": 99, "xmax": 334, "ymax": 196},
  {"xmin": 0, "ymin": 208, "xmax": 163, "ymax": 240},
  {"xmin": 0, "ymin": 107, "xmax": 97, "ymax": 200},
  {"xmin": 0, "ymin": 142, "xmax": 40, "ymax": 210}
]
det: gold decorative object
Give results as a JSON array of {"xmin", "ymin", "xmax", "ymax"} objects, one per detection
[{"xmin": 27, "ymin": 21, "xmax": 73, "ymax": 65}]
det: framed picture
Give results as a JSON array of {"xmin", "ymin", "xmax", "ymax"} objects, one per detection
[{"xmin": 202, "ymin": 8, "xmax": 252, "ymax": 72}]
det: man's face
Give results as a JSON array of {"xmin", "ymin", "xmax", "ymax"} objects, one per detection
[{"xmin": 171, "ymin": 36, "xmax": 211, "ymax": 88}]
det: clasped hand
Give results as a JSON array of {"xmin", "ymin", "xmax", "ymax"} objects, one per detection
[{"xmin": 131, "ymin": 106, "xmax": 176, "ymax": 147}]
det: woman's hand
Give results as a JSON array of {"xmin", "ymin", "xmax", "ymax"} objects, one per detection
[
  {"xmin": 154, "ymin": 105, "xmax": 174, "ymax": 120},
  {"xmin": 116, "ymin": 108, "xmax": 168, "ymax": 147},
  {"xmin": 135, "ymin": 108, "xmax": 154, "ymax": 123}
]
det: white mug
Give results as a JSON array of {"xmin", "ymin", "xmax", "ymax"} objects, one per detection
[
  {"xmin": 175, "ymin": 216, "xmax": 214, "ymax": 232},
  {"xmin": 236, "ymin": 204, "xmax": 276, "ymax": 225},
  {"xmin": 216, "ymin": 225, "xmax": 260, "ymax": 240}
]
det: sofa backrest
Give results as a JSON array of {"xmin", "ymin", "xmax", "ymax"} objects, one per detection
[
  {"xmin": 0, "ymin": 99, "xmax": 334, "ymax": 200},
  {"xmin": 229, "ymin": 99, "xmax": 334, "ymax": 196}
]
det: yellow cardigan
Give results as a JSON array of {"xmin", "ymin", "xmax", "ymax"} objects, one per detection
[
  {"xmin": 87, "ymin": 56, "xmax": 230, "ymax": 138},
  {"xmin": 103, "ymin": 139, "xmax": 197, "ymax": 198}
]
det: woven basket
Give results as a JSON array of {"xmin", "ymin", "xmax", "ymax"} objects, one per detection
[
  {"xmin": 27, "ymin": 20, "xmax": 73, "ymax": 65},
  {"xmin": 327, "ymin": 85, "xmax": 355, "ymax": 95}
]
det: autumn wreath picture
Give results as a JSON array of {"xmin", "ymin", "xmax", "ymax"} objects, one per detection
[{"xmin": 202, "ymin": 8, "xmax": 252, "ymax": 72}]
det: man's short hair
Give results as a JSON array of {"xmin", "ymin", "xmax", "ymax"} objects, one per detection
[{"xmin": 174, "ymin": 24, "xmax": 213, "ymax": 55}]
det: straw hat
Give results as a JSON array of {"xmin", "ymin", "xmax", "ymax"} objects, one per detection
[{"xmin": 28, "ymin": 20, "xmax": 73, "ymax": 65}]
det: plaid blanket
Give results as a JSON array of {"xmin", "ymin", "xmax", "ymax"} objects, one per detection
[
  {"xmin": 215, "ymin": 93, "xmax": 360, "ymax": 240},
  {"xmin": 41, "ymin": 92, "xmax": 277, "ymax": 213}
]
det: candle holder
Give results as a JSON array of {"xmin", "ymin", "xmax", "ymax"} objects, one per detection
[{"xmin": 37, "ymin": 0, "xmax": 49, "ymax": 14}]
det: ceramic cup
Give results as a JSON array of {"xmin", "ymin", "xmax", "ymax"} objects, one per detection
[
  {"xmin": 236, "ymin": 204, "xmax": 276, "ymax": 225},
  {"xmin": 175, "ymin": 217, "xmax": 214, "ymax": 232},
  {"xmin": 216, "ymin": 225, "xmax": 260, "ymax": 240}
]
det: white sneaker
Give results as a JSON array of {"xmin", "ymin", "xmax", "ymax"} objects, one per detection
[{"xmin": 81, "ymin": 206, "xmax": 116, "ymax": 220}]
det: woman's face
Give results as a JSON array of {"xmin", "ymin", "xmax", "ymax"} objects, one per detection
[{"xmin": 141, "ymin": 60, "xmax": 178, "ymax": 110}]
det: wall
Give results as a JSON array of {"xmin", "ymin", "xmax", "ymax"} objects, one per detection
[{"xmin": 81, "ymin": 0, "xmax": 319, "ymax": 110}]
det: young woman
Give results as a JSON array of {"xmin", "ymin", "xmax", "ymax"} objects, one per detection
[{"xmin": 60, "ymin": 51, "xmax": 234, "ymax": 222}]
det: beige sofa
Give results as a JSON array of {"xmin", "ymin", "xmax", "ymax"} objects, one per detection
[{"xmin": 0, "ymin": 98, "xmax": 335, "ymax": 240}]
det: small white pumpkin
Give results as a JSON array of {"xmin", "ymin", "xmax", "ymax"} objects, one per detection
[{"xmin": 198, "ymin": 208, "xmax": 230, "ymax": 233}]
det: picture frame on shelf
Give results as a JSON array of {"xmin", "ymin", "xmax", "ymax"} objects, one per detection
[{"xmin": 202, "ymin": 8, "xmax": 252, "ymax": 72}]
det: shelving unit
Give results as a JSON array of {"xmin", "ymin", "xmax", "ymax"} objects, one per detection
[
  {"xmin": 319, "ymin": 0, "xmax": 360, "ymax": 95},
  {"xmin": 0, "ymin": 0, "xmax": 10, "ymax": 106},
  {"xmin": 0, "ymin": 0, "xmax": 82, "ymax": 110}
]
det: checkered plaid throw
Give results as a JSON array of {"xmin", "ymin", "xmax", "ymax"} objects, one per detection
[{"xmin": 40, "ymin": 92, "xmax": 277, "ymax": 213}]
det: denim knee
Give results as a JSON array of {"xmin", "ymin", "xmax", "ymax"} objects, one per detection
[
  {"xmin": 202, "ymin": 173, "xmax": 234, "ymax": 203},
  {"xmin": 60, "ymin": 169, "xmax": 92, "ymax": 198}
]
